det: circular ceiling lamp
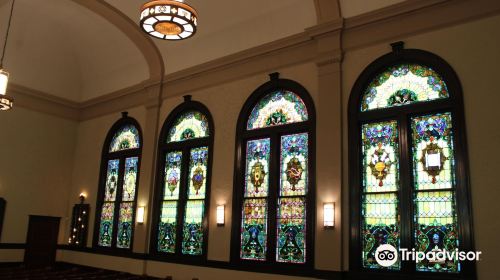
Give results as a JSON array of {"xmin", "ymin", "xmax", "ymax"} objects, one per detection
[{"xmin": 140, "ymin": 0, "xmax": 198, "ymax": 40}]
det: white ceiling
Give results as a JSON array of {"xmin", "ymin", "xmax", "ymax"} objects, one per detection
[{"xmin": 0, "ymin": 0, "xmax": 406, "ymax": 102}]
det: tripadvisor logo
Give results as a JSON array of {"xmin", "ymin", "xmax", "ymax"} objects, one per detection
[
  {"xmin": 375, "ymin": 244, "xmax": 399, "ymax": 267},
  {"xmin": 374, "ymin": 244, "xmax": 482, "ymax": 267}
]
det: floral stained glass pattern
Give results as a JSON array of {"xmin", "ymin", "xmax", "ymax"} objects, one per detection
[
  {"xmin": 412, "ymin": 113, "xmax": 459, "ymax": 273},
  {"xmin": 117, "ymin": 202, "xmax": 134, "ymax": 249},
  {"xmin": 240, "ymin": 198, "xmax": 268, "ymax": 261},
  {"xmin": 98, "ymin": 203, "xmax": 115, "ymax": 247},
  {"xmin": 122, "ymin": 157, "xmax": 138, "ymax": 201},
  {"xmin": 361, "ymin": 121, "xmax": 400, "ymax": 270},
  {"xmin": 244, "ymin": 139, "xmax": 270, "ymax": 198},
  {"xmin": 187, "ymin": 147, "xmax": 208, "ymax": 199},
  {"xmin": 182, "ymin": 200, "xmax": 204, "ymax": 255},
  {"xmin": 276, "ymin": 197, "xmax": 306, "ymax": 263},
  {"xmin": 109, "ymin": 125, "xmax": 141, "ymax": 152},
  {"xmin": 361, "ymin": 64, "xmax": 449, "ymax": 111},
  {"xmin": 158, "ymin": 201, "xmax": 178, "ymax": 253},
  {"xmin": 164, "ymin": 152, "xmax": 182, "ymax": 200},
  {"xmin": 167, "ymin": 111, "xmax": 209, "ymax": 143},
  {"xmin": 104, "ymin": 160, "xmax": 120, "ymax": 201},
  {"xmin": 247, "ymin": 91, "xmax": 308, "ymax": 130},
  {"xmin": 280, "ymin": 133, "xmax": 308, "ymax": 196}
]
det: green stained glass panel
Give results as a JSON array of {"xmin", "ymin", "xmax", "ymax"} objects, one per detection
[
  {"xmin": 361, "ymin": 64, "xmax": 449, "ymax": 111},
  {"xmin": 122, "ymin": 157, "xmax": 138, "ymax": 201},
  {"xmin": 182, "ymin": 200, "xmax": 204, "ymax": 255},
  {"xmin": 411, "ymin": 113, "xmax": 455, "ymax": 190},
  {"xmin": 276, "ymin": 197, "xmax": 306, "ymax": 264},
  {"xmin": 240, "ymin": 198, "xmax": 268, "ymax": 261},
  {"xmin": 109, "ymin": 125, "xmax": 140, "ymax": 152},
  {"xmin": 167, "ymin": 111, "xmax": 209, "ymax": 143},
  {"xmin": 164, "ymin": 151, "xmax": 182, "ymax": 200},
  {"xmin": 247, "ymin": 91, "xmax": 308, "ymax": 130},
  {"xmin": 362, "ymin": 193, "xmax": 400, "ymax": 270},
  {"xmin": 280, "ymin": 133, "xmax": 308, "ymax": 196},
  {"xmin": 116, "ymin": 202, "xmax": 134, "ymax": 249},
  {"xmin": 244, "ymin": 138, "xmax": 270, "ymax": 198},
  {"xmin": 187, "ymin": 147, "xmax": 208, "ymax": 200},
  {"xmin": 104, "ymin": 159, "xmax": 120, "ymax": 202},
  {"xmin": 412, "ymin": 112, "xmax": 459, "ymax": 273},
  {"xmin": 158, "ymin": 201, "xmax": 178, "ymax": 253},
  {"xmin": 362, "ymin": 121, "xmax": 400, "ymax": 193},
  {"xmin": 98, "ymin": 202, "xmax": 114, "ymax": 247}
]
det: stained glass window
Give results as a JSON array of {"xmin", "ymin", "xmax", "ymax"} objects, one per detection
[
  {"xmin": 236, "ymin": 80, "xmax": 314, "ymax": 266},
  {"xmin": 155, "ymin": 102, "xmax": 212, "ymax": 259},
  {"xmin": 109, "ymin": 125, "xmax": 140, "ymax": 152},
  {"xmin": 361, "ymin": 121, "xmax": 400, "ymax": 270},
  {"xmin": 247, "ymin": 91, "xmax": 308, "ymax": 130},
  {"xmin": 182, "ymin": 200, "xmax": 204, "ymax": 255},
  {"xmin": 361, "ymin": 64, "xmax": 449, "ymax": 111},
  {"xmin": 95, "ymin": 117, "xmax": 141, "ymax": 250},
  {"xmin": 412, "ymin": 113, "xmax": 459, "ymax": 273},
  {"xmin": 352, "ymin": 56, "xmax": 472, "ymax": 277},
  {"xmin": 167, "ymin": 111, "xmax": 209, "ymax": 143}
]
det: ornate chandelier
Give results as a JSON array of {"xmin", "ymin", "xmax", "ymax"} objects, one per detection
[
  {"xmin": 140, "ymin": 0, "xmax": 198, "ymax": 40},
  {"xmin": 0, "ymin": 0, "xmax": 15, "ymax": 111}
]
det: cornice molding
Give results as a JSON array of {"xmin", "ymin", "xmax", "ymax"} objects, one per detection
[{"xmin": 10, "ymin": 0, "xmax": 500, "ymax": 121}]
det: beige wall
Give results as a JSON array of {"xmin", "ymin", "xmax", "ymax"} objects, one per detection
[
  {"xmin": 0, "ymin": 107, "xmax": 77, "ymax": 259},
  {"xmin": 341, "ymin": 14, "xmax": 500, "ymax": 279}
]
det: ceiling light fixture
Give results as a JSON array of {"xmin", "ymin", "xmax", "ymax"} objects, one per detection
[
  {"xmin": 140, "ymin": 0, "xmax": 198, "ymax": 40},
  {"xmin": 0, "ymin": 0, "xmax": 15, "ymax": 111}
]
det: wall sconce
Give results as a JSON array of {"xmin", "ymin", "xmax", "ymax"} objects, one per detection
[
  {"xmin": 216, "ymin": 205, "xmax": 225, "ymax": 226},
  {"xmin": 137, "ymin": 206, "xmax": 145, "ymax": 224},
  {"xmin": 323, "ymin": 202, "xmax": 335, "ymax": 229},
  {"xmin": 79, "ymin": 193, "xmax": 87, "ymax": 204}
]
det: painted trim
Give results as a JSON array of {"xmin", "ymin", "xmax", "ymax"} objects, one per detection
[{"xmin": 0, "ymin": 243, "xmax": 26, "ymax": 249}]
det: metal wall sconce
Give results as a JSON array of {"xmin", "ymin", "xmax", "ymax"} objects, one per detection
[{"xmin": 324, "ymin": 202, "xmax": 335, "ymax": 229}]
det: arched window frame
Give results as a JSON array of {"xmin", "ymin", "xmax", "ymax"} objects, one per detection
[
  {"xmin": 348, "ymin": 45, "xmax": 475, "ymax": 279},
  {"xmin": 231, "ymin": 73, "xmax": 316, "ymax": 270},
  {"xmin": 150, "ymin": 96, "xmax": 214, "ymax": 262},
  {"xmin": 93, "ymin": 112, "xmax": 143, "ymax": 251}
]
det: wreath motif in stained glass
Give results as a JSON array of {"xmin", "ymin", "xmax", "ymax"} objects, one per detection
[
  {"xmin": 167, "ymin": 111, "xmax": 209, "ymax": 143},
  {"xmin": 109, "ymin": 125, "xmax": 140, "ymax": 152},
  {"xmin": 361, "ymin": 64, "xmax": 449, "ymax": 111},
  {"xmin": 250, "ymin": 161, "xmax": 266, "ymax": 193},
  {"xmin": 414, "ymin": 114, "xmax": 451, "ymax": 184},
  {"xmin": 247, "ymin": 90, "xmax": 308, "ymax": 130}
]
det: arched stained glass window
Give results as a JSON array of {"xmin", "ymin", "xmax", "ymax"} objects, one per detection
[
  {"xmin": 361, "ymin": 64, "xmax": 449, "ymax": 111},
  {"xmin": 94, "ymin": 112, "xmax": 142, "ymax": 251},
  {"xmin": 349, "ymin": 47, "xmax": 475, "ymax": 279},
  {"xmin": 151, "ymin": 96, "xmax": 213, "ymax": 259},
  {"xmin": 247, "ymin": 90, "xmax": 308, "ymax": 130},
  {"xmin": 167, "ymin": 111, "xmax": 210, "ymax": 142},
  {"xmin": 232, "ymin": 74, "xmax": 315, "ymax": 268}
]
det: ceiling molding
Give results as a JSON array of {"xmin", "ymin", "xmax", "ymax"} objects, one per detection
[
  {"xmin": 314, "ymin": 0, "xmax": 342, "ymax": 23},
  {"xmin": 8, "ymin": 0, "xmax": 500, "ymax": 121},
  {"xmin": 71, "ymin": 0, "xmax": 164, "ymax": 83},
  {"xmin": 8, "ymin": 84, "xmax": 80, "ymax": 121}
]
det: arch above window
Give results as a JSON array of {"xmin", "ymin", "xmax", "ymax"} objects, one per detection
[
  {"xmin": 247, "ymin": 90, "xmax": 308, "ymax": 130},
  {"xmin": 167, "ymin": 110, "xmax": 210, "ymax": 143},
  {"xmin": 109, "ymin": 124, "xmax": 141, "ymax": 152},
  {"xmin": 361, "ymin": 64, "xmax": 449, "ymax": 111}
]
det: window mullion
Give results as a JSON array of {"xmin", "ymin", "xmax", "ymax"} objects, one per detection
[
  {"xmin": 398, "ymin": 114, "xmax": 415, "ymax": 273},
  {"xmin": 176, "ymin": 147, "xmax": 190, "ymax": 255},
  {"xmin": 267, "ymin": 133, "xmax": 279, "ymax": 263}
]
